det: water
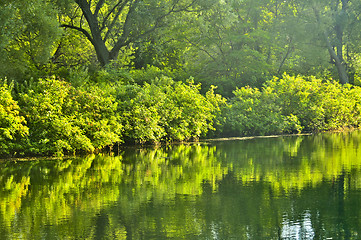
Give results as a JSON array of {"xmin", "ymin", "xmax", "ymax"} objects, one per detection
[{"xmin": 1, "ymin": 131, "xmax": 361, "ymax": 239}]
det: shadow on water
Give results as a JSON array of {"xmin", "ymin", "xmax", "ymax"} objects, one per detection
[{"xmin": 1, "ymin": 131, "xmax": 361, "ymax": 239}]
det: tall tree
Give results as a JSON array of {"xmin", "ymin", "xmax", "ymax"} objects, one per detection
[
  {"xmin": 0, "ymin": 0, "xmax": 62, "ymax": 80},
  {"xmin": 179, "ymin": 0, "xmax": 294, "ymax": 95},
  {"xmin": 291, "ymin": 0, "xmax": 361, "ymax": 84},
  {"xmin": 312, "ymin": 0, "xmax": 350, "ymax": 84},
  {"xmin": 60, "ymin": 0, "xmax": 203, "ymax": 66}
]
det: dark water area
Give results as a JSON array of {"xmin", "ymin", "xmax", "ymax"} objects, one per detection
[{"xmin": 1, "ymin": 131, "xmax": 361, "ymax": 239}]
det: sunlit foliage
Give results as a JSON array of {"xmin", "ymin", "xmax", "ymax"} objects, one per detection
[
  {"xmin": 220, "ymin": 74, "xmax": 361, "ymax": 137},
  {"xmin": 0, "ymin": 0, "xmax": 62, "ymax": 80},
  {"xmin": 18, "ymin": 77, "xmax": 122, "ymax": 156},
  {"xmin": 0, "ymin": 82, "xmax": 28, "ymax": 156},
  {"xmin": 117, "ymin": 76, "xmax": 224, "ymax": 143}
]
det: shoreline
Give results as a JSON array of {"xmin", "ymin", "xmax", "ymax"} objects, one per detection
[
  {"xmin": 4, "ymin": 130, "xmax": 359, "ymax": 161},
  {"xmin": 202, "ymin": 133, "xmax": 313, "ymax": 142}
]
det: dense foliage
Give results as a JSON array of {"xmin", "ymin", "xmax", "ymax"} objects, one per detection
[
  {"xmin": 2, "ymin": 72, "xmax": 361, "ymax": 157},
  {"xmin": 18, "ymin": 77, "xmax": 122, "ymax": 156},
  {"xmin": 2, "ymin": 0, "xmax": 361, "ymax": 157},
  {"xmin": 0, "ymin": 73, "xmax": 223, "ymax": 157},
  {"xmin": 117, "ymin": 76, "xmax": 224, "ymax": 143},
  {"xmin": 220, "ymin": 74, "xmax": 361, "ymax": 137},
  {"xmin": 0, "ymin": 82, "xmax": 28, "ymax": 156}
]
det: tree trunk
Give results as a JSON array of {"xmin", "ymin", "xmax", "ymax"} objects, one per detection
[
  {"xmin": 313, "ymin": 4, "xmax": 349, "ymax": 84},
  {"xmin": 92, "ymin": 37, "xmax": 111, "ymax": 66},
  {"xmin": 324, "ymin": 32, "xmax": 349, "ymax": 84},
  {"xmin": 75, "ymin": 0, "xmax": 111, "ymax": 66}
]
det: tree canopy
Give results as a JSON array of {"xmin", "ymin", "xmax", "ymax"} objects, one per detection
[{"xmin": 1, "ymin": 0, "xmax": 361, "ymax": 86}]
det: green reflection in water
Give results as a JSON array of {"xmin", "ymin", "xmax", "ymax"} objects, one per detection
[{"xmin": 1, "ymin": 131, "xmax": 361, "ymax": 239}]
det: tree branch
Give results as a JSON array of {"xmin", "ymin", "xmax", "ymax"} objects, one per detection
[
  {"xmin": 277, "ymin": 37, "xmax": 294, "ymax": 75},
  {"xmin": 95, "ymin": 0, "xmax": 105, "ymax": 16},
  {"xmin": 103, "ymin": 0, "xmax": 130, "ymax": 41},
  {"xmin": 109, "ymin": 0, "xmax": 198, "ymax": 59},
  {"xmin": 100, "ymin": 0, "xmax": 129, "ymax": 32},
  {"xmin": 109, "ymin": 0, "xmax": 138, "ymax": 58},
  {"xmin": 184, "ymin": 37, "xmax": 217, "ymax": 61},
  {"xmin": 61, "ymin": 24, "xmax": 94, "ymax": 45}
]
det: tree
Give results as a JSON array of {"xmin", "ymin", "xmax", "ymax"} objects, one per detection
[
  {"xmin": 177, "ymin": 0, "xmax": 300, "ymax": 96},
  {"xmin": 60, "ymin": 0, "xmax": 203, "ymax": 67},
  {"xmin": 0, "ymin": 0, "xmax": 62, "ymax": 80},
  {"xmin": 286, "ymin": 0, "xmax": 361, "ymax": 84},
  {"xmin": 311, "ymin": 0, "xmax": 350, "ymax": 84}
]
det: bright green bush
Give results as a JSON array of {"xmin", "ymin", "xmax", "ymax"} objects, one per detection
[
  {"xmin": 4, "ymin": 70, "xmax": 361, "ymax": 157},
  {"xmin": 118, "ymin": 82, "xmax": 166, "ymax": 143},
  {"xmin": 0, "ymin": 82, "xmax": 28, "ymax": 156},
  {"xmin": 224, "ymin": 86, "xmax": 302, "ymax": 136},
  {"xmin": 65, "ymin": 84, "xmax": 123, "ymax": 150},
  {"xmin": 117, "ymin": 76, "xmax": 223, "ymax": 143},
  {"xmin": 320, "ymin": 83, "xmax": 361, "ymax": 130},
  {"xmin": 20, "ymin": 77, "xmax": 89, "ymax": 155},
  {"xmin": 265, "ymin": 75, "xmax": 325, "ymax": 131},
  {"xmin": 221, "ymin": 74, "xmax": 361, "ymax": 137},
  {"xmin": 162, "ymin": 78, "xmax": 220, "ymax": 141},
  {"xmin": 19, "ymin": 77, "xmax": 122, "ymax": 156},
  {"xmin": 267, "ymin": 74, "xmax": 361, "ymax": 131}
]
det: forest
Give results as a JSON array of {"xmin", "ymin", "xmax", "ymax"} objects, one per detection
[{"xmin": 1, "ymin": 0, "xmax": 361, "ymax": 157}]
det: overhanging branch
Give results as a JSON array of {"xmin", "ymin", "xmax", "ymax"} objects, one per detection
[{"xmin": 61, "ymin": 24, "xmax": 94, "ymax": 45}]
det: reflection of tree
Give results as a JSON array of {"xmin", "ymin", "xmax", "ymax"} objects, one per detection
[
  {"xmin": 0, "ymin": 155, "xmax": 125, "ymax": 239},
  {"xmin": 213, "ymin": 132, "xmax": 361, "ymax": 194},
  {"xmin": 0, "ymin": 145, "xmax": 228, "ymax": 239},
  {"xmin": 1, "ymin": 132, "xmax": 361, "ymax": 238}
]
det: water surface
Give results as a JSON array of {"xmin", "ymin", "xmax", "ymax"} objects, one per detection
[{"xmin": 1, "ymin": 132, "xmax": 361, "ymax": 239}]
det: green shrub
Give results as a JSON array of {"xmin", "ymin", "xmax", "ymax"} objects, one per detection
[
  {"xmin": 265, "ymin": 75, "xmax": 325, "ymax": 131},
  {"xmin": 65, "ymin": 83, "xmax": 123, "ymax": 150},
  {"xmin": 5, "ymin": 70, "xmax": 361, "ymax": 157},
  {"xmin": 115, "ymin": 82, "xmax": 164, "ymax": 143},
  {"xmin": 0, "ymin": 82, "xmax": 28, "ymax": 156},
  {"xmin": 221, "ymin": 74, "xmax": 361, "ymax": 137},
  {"xmin": 162, "ymin": 78, "xmax": 220, "ymax": 141},
  {"xmin": 116, "ymin": 76, "xmax": 223, "ymax": 143},
  {"xmin": 19, "ymin": 77, "xmax": 122, "ymax": 156},
  {"xmin": 224, "ymin": 86, "xmax": 302, "ymax": 136},
  {"xmin": 267, "ymin": 74, "xmax": 361, "ymax": 131},
  {"xmin": 320, "ymin": 83, "xmax": 361, "ymax": 130}
]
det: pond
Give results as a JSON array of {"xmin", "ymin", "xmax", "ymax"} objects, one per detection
[{"xmin": 1, "ymin": 131, "xmax": 361, "ymax": 239}]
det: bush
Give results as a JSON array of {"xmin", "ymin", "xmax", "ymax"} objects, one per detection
[
  {"xmin": 0, "ymin": 81, "xmax": 28, "ymax": 157},
  {"xmin": 116, "ymin": 76, "xmax": 224, "ymax": 143},
  {"xmin": 267, "ymin": 74, "xmax": 361, "ymax": 131},
  {"xmin": 223, "ymin": 86, "xmax": 302, "ymax": 136},
  {"xmin": 5, "ymin": 70, "xmax": 361, "ymax": 157},
  {"xmin": 320, "ymin": 83, "xmax": 361, "ymax": 130},
  {"xmin": 220, "ymin": 74, "xmax": 361, "ymax": 137},
  {"xmin": 2, "ymin": 70, "xmax": 224, "ymax": 156},
  {"xmin": 19, "ymin": 77, "xmax": 122, "ymax": 156},
  {"xmin": 265, "ymin": 75, "xmax": 325, "ymax": 131},
  {"xmin": 65, "ymin": 83, "xmax": 123, "ymax": 150}
]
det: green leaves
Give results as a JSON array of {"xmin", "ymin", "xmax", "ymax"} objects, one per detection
[
  {"xmin": 117, "ymin": 75, "xmax": 223, "ymax": 143},
  {"xmin": 226, "ymin": 85, "xmax": 295, "ymax": 136},
  {"xmin": 19, "ymin": 77, "xmax": 122, "ymax": 156},
  {"xmin": 0, "ymin": 81, "xmax": 28, "ymax": 157},
  {"xmin": 0, "ymin": 0, "xmax": 62, "ymax": 80},
  {"xmin": 220, "ymin": 74, "xmax": 361, "ymax": 137},
  {"xmin": 0, "ymin": 69, "xmax": 224, "ymax": 156}
]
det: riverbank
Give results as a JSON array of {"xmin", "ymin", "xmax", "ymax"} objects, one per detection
[
  {"xmin": 204, "ymin": 133, "xmax": 313, "ymax": 142},
  {"xmin": 2, "ymin": 74, "xmax": 361, "ymax": 158}
]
